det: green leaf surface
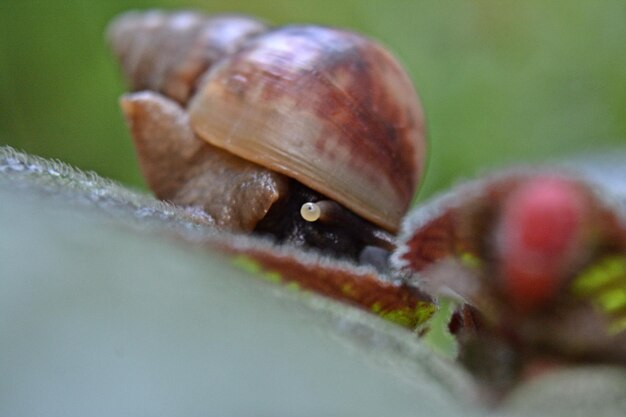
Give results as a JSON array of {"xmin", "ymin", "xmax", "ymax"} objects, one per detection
[
  {"xmin": 0, "ymin": 147, "xmax": 476, "ymax": 416},
  {"xmin": 2, "ymin": 147, "xmax": 625, "ymax": 416},
  {"xmin": 421, "ymin": 298, "xmax": 459, "ymax": 360}
]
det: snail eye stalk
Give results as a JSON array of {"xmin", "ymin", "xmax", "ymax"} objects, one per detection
[
  {"xmin": 300, "ymin": 202, "xmax": 321, "ymax": 222},
  {"xmin": 299, "ymin": 200, "xmax": 347, "ymax": 224}
]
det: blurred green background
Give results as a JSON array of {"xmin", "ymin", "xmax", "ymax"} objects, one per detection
[{"xmin": 1, "ymin": 0, "xmax": 624, "ymax": 201}]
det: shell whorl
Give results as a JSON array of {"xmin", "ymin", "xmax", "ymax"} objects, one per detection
[{"xmin": 107, "ymin": 10, "xmax": 268, "ymax": 104}]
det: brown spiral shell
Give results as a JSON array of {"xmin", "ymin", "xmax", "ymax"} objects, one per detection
[
  {"xmin": 108, "ymin": 11, "xmax": 426, "ymax": 233},
  {"xmin": 108, "ymin": 10, "xmax": 268, "ymax": 104}
]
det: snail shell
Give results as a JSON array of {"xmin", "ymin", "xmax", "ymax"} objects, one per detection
[
  {"xmin": 108, "ymin": 10, "xmax": 268, "ymax": 104},
  {"xmin": 188, "ymin": 25, "xmax": 426, "ymax": 232},
  {"xmin": 108, "ymin": 10, "xmax": 426, "ymax": 243}
]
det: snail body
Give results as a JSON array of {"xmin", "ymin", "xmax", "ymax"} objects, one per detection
[{"xmin": 108, "ymin": 10, "xmax": 426, "ymax": 260}]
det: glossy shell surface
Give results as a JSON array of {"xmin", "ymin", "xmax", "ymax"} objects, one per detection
[{"xmin": 189, "ymin": 26, "xmax": 426, "ymax": 232}]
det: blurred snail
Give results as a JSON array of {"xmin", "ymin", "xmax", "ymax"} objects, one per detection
[{"xmin": 108, "ymin": 10, "xmax": 426, "ymax": 261}]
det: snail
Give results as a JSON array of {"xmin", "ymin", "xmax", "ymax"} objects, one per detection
[{"xmin": 108, "ymin": 10, "xmax": 426, "ymax": 262}]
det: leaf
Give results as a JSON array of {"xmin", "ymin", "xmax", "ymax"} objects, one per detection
[
  {"xmin": 502, "ymin": 367, "xmax": 626, "ymax": 417},
  {"xmin": 0, "ymin": 146, "xmax": 434, "ymax": 328},
  {"xmin": 421, "ymin": 298, "xmax": 459, "ymax": 359},
  {"xmin": 3, "ymin": 146, "xmax": 626, "ymax": 416},
  {"xmin": 0, "ymin": 146, "xmax": 474, "ymax": 416}
]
